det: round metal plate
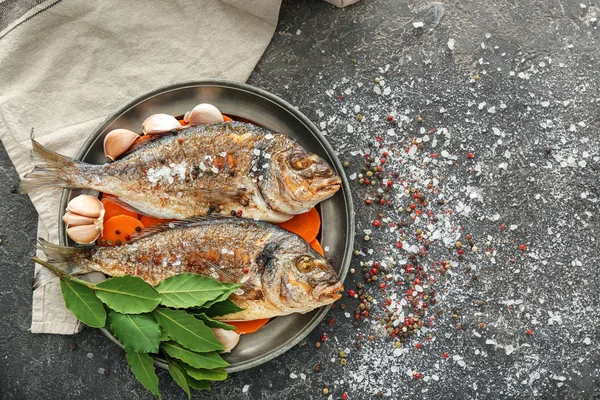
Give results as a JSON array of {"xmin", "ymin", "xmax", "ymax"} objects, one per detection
[{"xmin": 58, "ymin": 80, "xmax": 355, "ymax": 372}]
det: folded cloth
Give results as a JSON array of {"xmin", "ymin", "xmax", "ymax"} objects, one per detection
[{"xmin": 0, "ymin": 0, "xmax": 281, "ymax": 334}]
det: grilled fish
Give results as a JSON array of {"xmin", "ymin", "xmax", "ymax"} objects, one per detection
[
  {"xmin": 37, "ymin": 217, "xmax": 344, "ymax": 321},
  {"xmin": 18, "ymin": 122, "xmax": 341, "ymax": 222}
]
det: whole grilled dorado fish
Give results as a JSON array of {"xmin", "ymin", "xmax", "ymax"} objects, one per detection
[
  {"xmin": 19, "ymin": 122, "xmax": 341, "ymax": 222},
  {"xmin": 37, "ymin": 217, "xmax": 344, "ymax": 321}
]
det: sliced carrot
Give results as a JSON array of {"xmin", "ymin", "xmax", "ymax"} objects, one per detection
[
  {"xmin": 223, "ymin": 115, "xmax": 233, "ymax": 122},
  {"xmin": 101, "ymin": 198, "xmax": 138, "ymax": 221},
  {"xmin": 98, "ymin": 215, "xmax": 145, "ymax": 247},
  {"xmin": 276, "ymin": 208, "xmax": 321, "ymax": 243},
  {"xmin": 178, "ymin": 119, "xmax": 186, "ymax": 126},
  {"xmin": 139, "ymin": 215, "xmax": 175, "ymax": 227},
  {"xmin": 227, "ymin": 318, "xmax": 270, "ymax": 335},
  {"xmin": 310, "ymin": 239, "xmax": 324, "ymax": 256}
]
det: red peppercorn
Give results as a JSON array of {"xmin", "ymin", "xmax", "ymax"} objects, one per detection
[
  {"xmin": 457, "ymin": 249, "xmax": 464, "ymax": 255},
  {"xmin": 387, "ymin": 181, "xmax": 393, "ymax": 187},
  {"xmin": 415, "ymin": 343, "xmax": 421, "ymax": 349},
  {"xmin": 379, "ymin": 199, "xmax": 385, "ymax": 205},
  {"xmin": 382, "ymin": 151, "xmax": 388, "ymax": 157},
  {"xmin": 396, "ymin": 242, "xmax": 403, "ymax": 249},
  {"xmin": 380, "ymin": 158, "xmax": 386, "ymax": 164},
  {"xmin": 387, "ymin": 115, "xmax": 393, "ymax": 121},
  {"xmin": 442, "ymin": 352, "xmax": 449, "ymax": 359},
  {"xmin": 526, "ymin": 328, "xmax": 533, "ymax": 336},
  {"xmin": 414, "ymin": 372, "xmax": 421, "ymax": 379},
  {"xmin": 342, "ymin": 394, "xmax": 348, "ymax": 400},
  {"xmin": 500, "ymin": 223, "xmax": 506, "ymax": 231},
  {"xmin": 373, "ymin": 220, "xmax": 381, "ymax": 227},
  {"xmin": 242, "ymin": 267, "xmax": 250, "ymax": 273},
  {"xmin": 348, "ymin": 289, "xmax": 356, "ymax": 297},
  {"xmin": 467, "ymin": 152, "xmax": 475, "ymax": 159},
  {"xmin": 518, "ymin": 244, "xmax": 528, "ymax": 251},
  {"xmin": 373, "ymin": 261, "xmax": 380, "ymax": 267},
  {"xmin": 321, "ymin": 334, "xmax": 327, "ymax": 341},
  {"xmin": 365, "ymin": 199, "xmax": 372, "ymax": 205}
]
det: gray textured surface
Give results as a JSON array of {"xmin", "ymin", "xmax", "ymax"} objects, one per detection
[{"xmin": 1, "ymin": 0, "xmax": 599, "ymax": 399}]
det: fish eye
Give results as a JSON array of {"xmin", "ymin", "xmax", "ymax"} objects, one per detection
[
  {"xmin": 296, "ymin": 255, "xmax": 314, "ymax": 273},
  {"xmin": 289, "ymin": 153, "xmax": 311, "ymax": 170}
]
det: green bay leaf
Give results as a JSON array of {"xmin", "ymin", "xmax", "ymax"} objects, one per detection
[
  {"xmin": 203, "ymin": 299, "xmax": 244, "ymax": 318},
  {"xmin": 156, "ymin": 273, "xmax": 239, "ymax": 309},
  {"xmin": 109, "ymin": 311, "xmax": 160, "ymax": 353},
  {"xmin": 60, "ymin": 278, "xmax": 106, "ymax": 328},
  {"xmin": 168, "ymin": 361, "xmax": 190, "ymax": 399},
  {"xmin": 95, "ymin": 275, "xmax": 160, "ymax": 314},
  {"xmin": 186, "ymin": 375, "xmax": 210, "ymax": 391},
  {"xmin": 182, "ymin": 364, "xmax": 227, "ymax": 381},
  {"xmin": 125, "ymin": 350, "xmax": 161, "ymax": 399},
  {"xmin": 194, "ymin": 313, "xmax": 236, "ymax": 331},
  {"xmin": 153, "ymin": 308, "xmax": 224, "ymax": 353},
  {"xmin": 160, "ymin": 329, "xmax": 171, "ymax": 342},
  {"xmin": 161, "ymin": 341, "xmax": 229, "ymax": 369}
]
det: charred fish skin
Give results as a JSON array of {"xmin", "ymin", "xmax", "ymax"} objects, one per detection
[
  {"xmin": 19, "ymin": 122, "xmax": 342, "ymax": 223},
  {"xmin": 50, "ymin": 217, "xmax": 343, "ymax": 320}
]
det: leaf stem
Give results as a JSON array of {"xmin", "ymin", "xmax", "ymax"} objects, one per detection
[{"xmin": 31, "ymin": 257, "xmax": 97, "ymax": 289}]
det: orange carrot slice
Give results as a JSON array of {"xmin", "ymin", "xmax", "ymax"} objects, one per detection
[
  {"xmin": 276, "ymin": 208, "xmax": 321, "ymax": 243},
  {"xmin": 101, "ymin": 198, "xmax": 138, "ymax": 221},
  {"xmin": 98, "ymin": 215, "xmax": 144, "ymax": 247},
  {"xmin": 310, "ymin": 239, "xmax": 324, "ymax": 256},
  {"xmin": 227, "ymin": 318, "xmax": 270, "ymax": 335},
  {"xmin": 223, "ymin": 115, "xmax": 233, "ymax": 122},
  {"xmin": 139, "ymin": 215, "xmax": 175, "ymax": 227}
]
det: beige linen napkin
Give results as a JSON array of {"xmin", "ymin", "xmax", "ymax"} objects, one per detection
[{"xmin": 0, "ymin": 0, "xmax": 281, "ymax": 334}]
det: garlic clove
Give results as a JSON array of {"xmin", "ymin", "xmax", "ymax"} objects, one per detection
[
  {"xmin": 67, "ymin": 224, "xmax": 102, "ymax": 244},
  {"xmin": 103, "ymin": 129, "xmax": 140, "ymax": 161},
  {"xmin": 63, "ymin": 211, "xmax": 98, "ymax": 226},
  {"xmin": 142, "ymin": 114, "xmax": 181, "ymax": 135},
  {"xmin": 186, "ymin": 103, "xmax": 224, "ymax": 126},
  {"xmin": 210, "ymin": 328, "xmax": 240, "ymax": 353},
  {"xmin": 67, "ymin": 194, "xmax": 104, "ymax": 218}
]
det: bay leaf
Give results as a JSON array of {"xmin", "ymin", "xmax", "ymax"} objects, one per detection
[
  {"xmin": 156, "ymin": 273, "xmax": 239, "ymax": 309},
  {"xmin": 203, "ymin": 299, "xmax": 244, "ymax": 318},
  {"xmin": 60, "ymin": 277, "xmax": 106, "ymax": 328},
  {"xmin": 194, "ymin": 313, "xmax": 236, "ymax": 331},
  {"xmin": 168, "ymin": 361, "xmax": 190, "ymax": 399},
  {"xmin": 109, "ymin": 311, "xmax": 160, "ymax": 353},
  {"xmin": 182, "ymin": 364, "xmax": 227, "ymax": 381},
  {"xmin": 153, "ymin": 307, "xmax": 224, "ymax": 353},
  {"xmin": 161, "ymin": 341, "xmax": 229, "ymax": 369},
  {"xmin": 125, "ymin": 350, "xmax": 161, "ymax": 399},
  {"xmin": 95, "ymin": 275, "xmax": 161, "ymax": 314}
]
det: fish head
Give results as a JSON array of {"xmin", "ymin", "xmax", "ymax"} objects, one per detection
[
  {"xmin": 260, "ymin": 144, "xmax": 341, "ymax": 215},
  {"xmin": 260, "ymin": 237, "xmax": 343, "ymax": 312}
]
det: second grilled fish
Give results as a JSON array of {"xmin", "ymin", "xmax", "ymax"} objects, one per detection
[{"xmin": 37, "ymin": 217, "xmax": 344, "ymax": 321}]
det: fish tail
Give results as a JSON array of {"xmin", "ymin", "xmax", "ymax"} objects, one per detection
[
  {"xmin": 16, "ymin": 136, "xmax": 84, "ymax": 194},
  {"xmin": 33, "ymin": 238, "xmax": 93, "ymax": 289}
]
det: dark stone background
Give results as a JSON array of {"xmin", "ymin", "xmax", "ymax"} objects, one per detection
[{"xmin": 1, "ymin": 0, "xmax": 598, "ymax": 399}]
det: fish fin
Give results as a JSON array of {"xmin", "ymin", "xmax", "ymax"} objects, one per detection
[
  {"xmin": 34, "ymin": 239, "xmax": 94, "ymax": 288},
  {"xmin": 128, "ymin": 215, "xmax": 238, "ymax": 242},
  {"xmin": 32, "ymin": 265, "xmax": 60, "ymax": 290},
  {"xmin": 17, "ymin": 133, "xmax": 83, "ymax": 194}
]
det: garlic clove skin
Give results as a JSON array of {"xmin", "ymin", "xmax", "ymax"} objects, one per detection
[
  {"xmin": 63, "ymin": 211, "xmax": 98, "ymax": 226},
  {"xmin": 67, "ymin": 194, "xmax": 104, "ymax": 218},
  {"xmin": 104, "ymin": 129, "xmax": 140, "ymax": 161},
  {"xmin": 67, "ymin": 224, "xmax": 102, "ymax": 244},
  {"xmin": 210, "ymin": 328, "xmax": 240, "ymax": 353},
  {"xmin": 142, "ymin": 114, "xmax": 181, "ymax": 135},
  {"xmin": 186, "ymin": 103, "xmax": 224, "ymax": 126}
]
